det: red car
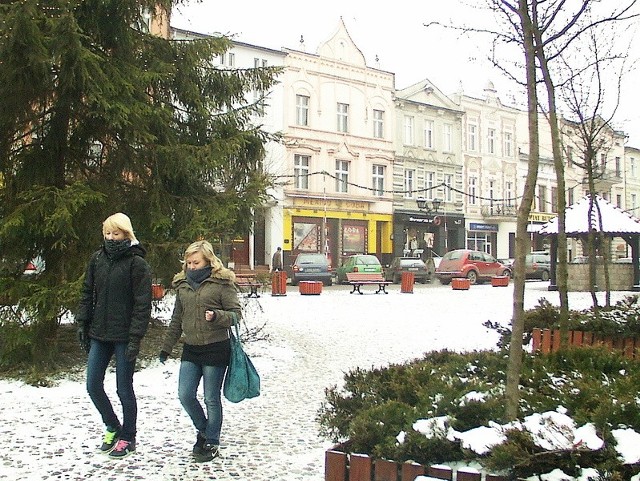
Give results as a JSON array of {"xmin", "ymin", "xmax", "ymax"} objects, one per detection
[{"xmin": 435, "ymin": 249, "xmax": 511, "ymax": 285}]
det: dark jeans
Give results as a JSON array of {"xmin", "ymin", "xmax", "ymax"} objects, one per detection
[
  {"xmin": 86, "ymin": 339, "xmax": 137, "ymax": 442},
  {"xmin": 178, "ymin": 361, "xmax": 226, "ymax": 445}
]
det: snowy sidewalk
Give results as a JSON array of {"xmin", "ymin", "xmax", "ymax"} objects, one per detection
[{"xmin": 0, "ymin": 283, "xmax": 632, "ymax": 481}]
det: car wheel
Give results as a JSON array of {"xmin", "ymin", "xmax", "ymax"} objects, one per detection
[
  {"xmin": 541, "ymin": 270, "xmax": 550, "ymax": 282},
  {"xmin": 291, "ymin": 277, "xmax": 298, "ymax": 286},
  {"xmin": 502, "ymin": 269, "xmax": 511, "ymax": 279},
  {"xmin": 393, "ymin": 274, "xmax": 400, "ymax": 284},
  {"xmin": 439, "ymin": 278, "xmax": 450, "ymax": 285},
  {"xmin": 324, "ymin": 278, "xmax": 333, "ymax": 286},
  {"xmin": 467, "ymin": 270, "xmax": 478, "ymax": 284}
]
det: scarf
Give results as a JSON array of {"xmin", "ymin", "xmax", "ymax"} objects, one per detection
[
  {"xmin": 104, "ymin": 239, "xmax": 132, "ymax": 259},
  {"xmin": 186, "ymin": 266, "xmax": 212, "ymax": 290}
]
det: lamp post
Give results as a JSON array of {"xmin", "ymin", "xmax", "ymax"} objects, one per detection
[{"xmin": 416, "ymin": 198, "xmax": 444, "ymax": 256}]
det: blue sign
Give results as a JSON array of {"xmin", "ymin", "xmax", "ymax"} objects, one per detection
[{"xmin": 469, "ymin": 223, "xmax": 498, "ymax": 232}]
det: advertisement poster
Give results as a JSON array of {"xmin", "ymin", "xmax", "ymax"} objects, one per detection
[
  {"xmin": 293, "ymin": 222, "xmax": 319, "ymax": 252},
  {"xmin": 342, "ymin": 224, "xmax": 365, "ymax": 253}
]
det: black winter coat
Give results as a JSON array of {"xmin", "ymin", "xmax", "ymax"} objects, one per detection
[{"xmin": 77, "ymin": 243, "xmax": 152, "ymax": 343}]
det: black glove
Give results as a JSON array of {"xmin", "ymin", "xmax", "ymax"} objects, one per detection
[
  {"xmin": 77, "ymin": 327, "xmax": 90, "ymax": 353},
  {"xmin": 159, "ymin": 350, "xmax": 169, "ymax": 364},
  {"xmin": 126, "ymin": 337, "xmax": 141, "ymax": 361}
]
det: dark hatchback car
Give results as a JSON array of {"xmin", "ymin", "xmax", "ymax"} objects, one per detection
[
  {"xmin": 384, "ymin": 257, "xmax": 430, "ymax": 283},
  {"xmin": 289, "ymin": 253, "xmax": 332, "ymax": 286},
  {"xmin": 435, "ymin": 249, "xmax": 511, "ymax": 285}
]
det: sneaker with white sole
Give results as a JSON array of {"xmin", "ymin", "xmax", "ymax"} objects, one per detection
[
  {"xmin": 99, "ymin": 426, "xmax": 120, "ymax": 453},
  {"xmin": 193, "ymin": 443, "xmax": 219, "ymax": 463},
  {"xmin": 108, "ymin": 439, "xmax": 136, "ymax": 459}
]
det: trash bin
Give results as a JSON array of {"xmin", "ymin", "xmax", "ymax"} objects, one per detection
[
  {"xmin": 271, "ymin": 271, "xmax": 287, "ymax": 296},
  {"xmin": 400, "ymin": 272, "xmax": 415, "ymax": 293}
]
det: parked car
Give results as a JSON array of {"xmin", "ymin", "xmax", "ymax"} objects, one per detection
[
  {"xmin": 525, "ymin": 251, "xmax": 551, "ymax": 281},
  {"xmin": 435, "ymin": 249, "xmax": 511, "ymax": 285},
  {"xmin": 336, "ymin": 254, "xmax": 382, "ymax": 284},
  {"xmin": 384, "ymin": 257, "xmax": 430, "ymax": 284},
  {"xmin": 289, "ymin": 253, "xmax": 332, "ymax": 286}
]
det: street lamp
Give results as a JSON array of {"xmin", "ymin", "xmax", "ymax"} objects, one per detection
[{"xmin": 416, "ymin": 197, "xmax": 442, "ymax": 214}]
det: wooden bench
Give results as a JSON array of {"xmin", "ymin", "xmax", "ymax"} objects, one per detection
[
  {"xmin": 346, "ymin": 272, "xmax": 391, "ymax": 295},
  {"xmin": 234, "ymin": 274, "xmax": 262, "ymax": 298}
]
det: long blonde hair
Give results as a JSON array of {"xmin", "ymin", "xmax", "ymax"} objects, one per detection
[
  {"xmin": 182, "ymin": 240, "xmax": 235, "ymax": 281},
  {"xmin": 102, "ymin": 212, "xmax": 138, "ymax": 243}
]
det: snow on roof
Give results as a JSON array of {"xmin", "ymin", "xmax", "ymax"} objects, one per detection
[{"xmin": 539, "ymin": 194, "xmax": 640, "ymax": 235}]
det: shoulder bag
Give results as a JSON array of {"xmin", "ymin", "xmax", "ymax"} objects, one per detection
[{"xmin": 223, "ymin": 313, "xmax": 261, "ymax": 403}]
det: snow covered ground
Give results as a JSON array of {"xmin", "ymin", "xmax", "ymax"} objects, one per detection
[{"xmin": 0, "ymin": 282, "xmax": 637, "ymax": 481}]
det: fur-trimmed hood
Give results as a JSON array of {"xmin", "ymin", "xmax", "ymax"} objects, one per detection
[{"xmin": 172, "ymin": 257, "xmax": 236, "ymax": 286}]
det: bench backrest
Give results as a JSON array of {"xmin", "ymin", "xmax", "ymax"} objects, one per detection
[{"xmin": 347, "ymin": 272, "xmax": 384, "ymax": 282}]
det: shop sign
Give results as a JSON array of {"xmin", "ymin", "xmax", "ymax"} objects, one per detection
[
  {"xmin": 469, "ymin": 223, "xmax": 498, "ymax": 232},
  {"xmin": 528, "ymin": 212, "xmax": 556, "ymax": 222},
  {"xmin": 294, "ymin": 197, "xmax": 368, "ymax": 211}
]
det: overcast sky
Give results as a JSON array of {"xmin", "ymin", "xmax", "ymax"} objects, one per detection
[{"xmin": 171, "ymin": 0, "xmax": 640, "ymax": 147}]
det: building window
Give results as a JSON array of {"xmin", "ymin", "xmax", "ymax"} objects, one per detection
[
  {"xmin": 372, "ymin": 165, "xmax": 385, "ymax": 196},
  {"xmin": 254, "ymin": 58, "xmax": 260, "ymax": 68},
  {"xmin": 404, "ymin": 116, "xmax": 414, "ymax": 145},
  {"xmin": 336, "ymin": 160, "xmax": 349, "ymax": 192},
  {"xmin": 425, "ymin": 171, "xmax": 435, "ymax": 200},
  {"xmin": 615, "ymin": 157, "xmax": 621, "ymax": 177},
  {"xmin": 504, "ymin": 131, "xmax": 513, "ymax": 157},
  {"xmin": 468, "ymin": 123, "xmax": 477, "ymax": 151},
  {"xmin": 443, "ymin": 124, "xmax": 452, "ymax": 151},
  {"xmin": 567, "ymin": 145, "xmax": 573, "ymax": 166},
  {"xmin": 294, "ymin": 154, "xmax": 310, "ymax": 189},
  {"xmin": 468, "ymin": 176, "xmax": 478, "ymax": 205},
  {"xmin": 632, "ymin": 157, "xmax": 637, "ymax": 178},
  {"xmin": 296, "ymin": 95, "xmax": 309, "ymax": 126},
  {"xmin": 444, "ymin": 174, "xmax": 453, "ymax": 202},
  {"xmin": 551, "ymin": 187, "xmax": 558, "ymax": 213},
  {"xmin": 337, "ymin": 103, "xmax": 349, "ymax": 133},
  {"xmin": 404, "ymin": 169, "xmax": 415, "ymax": 198},
  {"xmin": 228, "ymin": 52, "xmax": 235, "ymax": 67},
  {"xmin": 262, "ymin": 59, "xmax": 268, "ymax": 67},
  {"xmin": 600, "ymin": 153, "xmax": 606, "ymax": 172},
  {"xmin": 373, "ymin": 109, "xmax": 384, "ymax": 138},
  {"xmin": 632, "ymin": 193, "xmax": 637, "ymax": 212},
  {"xmin": 538, "ymin": 185, "xmax": 547, "ymax": 212},
  {"xmin": 424, "ymin": 120, "xmax": 434, "ymax": 149},
  {"xmin": 140, "ymin": 8, "xmax": 152, "ymax": 32},
  {"xmin": 505, "ymin": 181, "xmax": 513, "ymax": 206},
  {"xmin": 617, "ymin": 194, "xmax": 622, "ymax": 208},
  {"xmin": 487, "ymin": 128, "xmax": 496, "ymax": 154},
  {"xmin": 568, "ymin": 186, "xmax": 574, "ymax": 206}
]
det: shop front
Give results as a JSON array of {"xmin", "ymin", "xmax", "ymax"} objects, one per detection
[
  {"xmin": 466, "ymin": 222, "xmax": 499, "ymax": 257},
  {"xmin": 284, "ymin": 196, "xmax": 393, "ymax": 269},
  {"xmin": 392, "ymin": 211, "xmax": 465, "ymax": 260}
]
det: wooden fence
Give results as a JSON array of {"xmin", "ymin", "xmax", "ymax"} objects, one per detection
[
  {"xmin": 325, "ymin": 450, "xmax": 507, "ymax": 481},
  {"xmin": 531, "ymin": 328, "xmax": 640, "ymax": 360}
]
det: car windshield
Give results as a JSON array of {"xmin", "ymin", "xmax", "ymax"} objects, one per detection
[
  {"xmin": 443, "ymin": 250, "xmax": 463, "ymax": 260},
  {"xmin": 400, "ymin": 259, "xmax": 425, "ymax": 267}
]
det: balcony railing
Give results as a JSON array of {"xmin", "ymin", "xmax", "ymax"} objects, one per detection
[{"xmin": 481, "ymin": 204, "xmax": 517, "ymax": 217}]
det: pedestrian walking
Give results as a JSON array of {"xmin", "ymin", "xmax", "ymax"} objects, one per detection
[
  {"xmin": 159, "ymin": 240, "xmax": 242, "ymax": 462},
  {"xmin": 272, "ymin": 246, "xmax": 283, "ymax": 272},
  {"xmin": 76, "ymin": 212, "xmax": 152, "ymax": 459}
]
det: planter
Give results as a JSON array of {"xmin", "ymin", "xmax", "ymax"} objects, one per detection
[
  {"xmin": 299, "ymin": 281, "xmax": 322, "ymax": 295},
  {"xmin": 151, "ymin": 283, "xmax": 165, "ymax": 300},
  {"xmin": 531, "ymin": 328, "xmax": 640, "ymax": 360},
  {"xmin": 452, "ymin": 278, "xmax": 470, "ymax": 290},
  {"xmin": 325, "ymin": 449, "xmax": 507, "ymax": 481},
  {"xmin": 491, "ymin": 276, "xmax": 509, "ymax": 287}
]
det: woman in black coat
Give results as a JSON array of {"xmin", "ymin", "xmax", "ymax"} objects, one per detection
[{"xmin": 76, "ymin": 212, "xmax": 152, "ymax": 459}]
